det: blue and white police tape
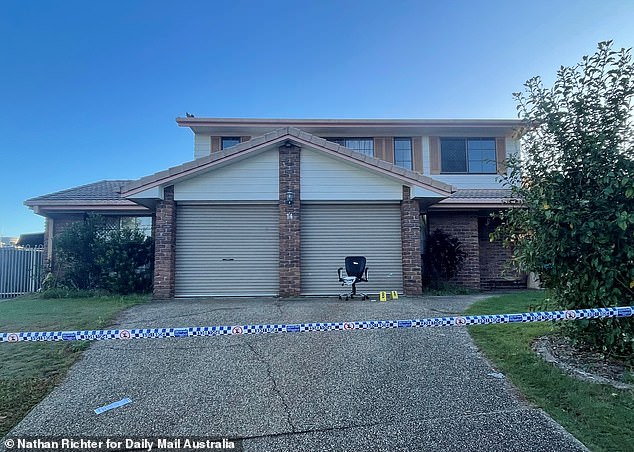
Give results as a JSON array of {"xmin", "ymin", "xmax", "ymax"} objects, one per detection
[{"xmin": 1, "ymin": 306, "xmax": 633, "ymax": 343}]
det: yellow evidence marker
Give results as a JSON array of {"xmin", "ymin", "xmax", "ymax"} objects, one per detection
[
  {"xmin": 379, "ymin": 291, "xmax": 387, "ymax": 302},
  {"xmin": 390, "ymin": 291, "xmax": 399, "ymax": 300}
]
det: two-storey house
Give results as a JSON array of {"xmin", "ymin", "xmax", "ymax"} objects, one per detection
[{"xmin": 26, "ymin": 117, "xmax": 525, "ymax": 298}]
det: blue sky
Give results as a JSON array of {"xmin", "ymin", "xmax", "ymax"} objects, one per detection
[{"xmin": 1, "ymin": 0, "xmax": 633, "ymax": 237}]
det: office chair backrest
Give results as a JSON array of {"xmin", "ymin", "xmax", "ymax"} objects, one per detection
[{"xmin": 345, "ymin": 256, "xmax": 366, "ymax": 278}]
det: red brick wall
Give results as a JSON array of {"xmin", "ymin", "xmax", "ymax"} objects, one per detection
[
  {"xmin": 401, "ymin": 186, "xmax": 422, "ymax": 295},
  {"xmin": 428, "ymin": 212, "xmax": 480, "ymax": 289},
  {"xmin": 153, "ymin": 186, "xmax": 176, "ymax": 299},
  {"xmin": 478, "ymin": 217, "xmax": 526, "ymax": 290},
  {"xmin": 279, "ymin": 144, "xmax": 301, "ymax": 297},
  {"xmin": 52, "ymin": 215, "xmax": 84, "ymax": 236}
]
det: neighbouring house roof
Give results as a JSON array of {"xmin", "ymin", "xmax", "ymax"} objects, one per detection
[
  {"xmin": 16, "ymin": 233, "xmax": 44, "ymax": 247},
  {"xmin": 122, "ymin": 126, "xmax": 454, "ymax": 197},
  {"xmin": 25, "ymin": 180, "xmax": 150, "ymax": 216}
]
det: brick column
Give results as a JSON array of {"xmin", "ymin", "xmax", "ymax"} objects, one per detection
[
  {"xmin": 279, "ymin": 144, "xmax": 301, "ymax": 297},
  {"xmin": 154, "ymin": 186, "xmax": 176, "ymax": 299},
  {"xmin": 401, "ymin": 186, "xmax": 423, "ymax": 295},
  {"xmin": 428, "ymin": 212, "xmax": 480, "ymax": 289}
]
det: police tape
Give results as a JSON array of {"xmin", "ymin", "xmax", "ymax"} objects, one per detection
[{"xmin": 1, "ymin": 306, "xmax": 633, "ymax": 343}]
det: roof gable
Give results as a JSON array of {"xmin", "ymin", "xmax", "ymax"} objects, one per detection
[{"xmin": 122, "ymin": 127, "xmax": 453, "ymax": 197}]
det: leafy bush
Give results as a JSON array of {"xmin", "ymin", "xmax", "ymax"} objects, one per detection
[
  {"xmin": 53, "ymin": 214, "xmax": 153, "ymax": 294},
  {"xmin": 95, "ymin": 227, "xmax": 153, "ymax": 294},
  {"xmin": 53, "ymin": 215, "xmax": 106, "ymax": 290},
  {"xmin": 424, "ymin": 229, "xmax": 466, "ymax": 288},
  {"xmin": 494, "ymin": 41, "xmax": 634, "ymax": 360}
]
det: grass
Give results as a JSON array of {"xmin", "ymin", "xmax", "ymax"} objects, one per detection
[
  {"xmin": 0, "ymin": 293, "xmax": 149, "ymax": 437},
  {"xmin": 421, "ymin": 282, "xmax": 480, "ymax": 295},
  {"xmin": 465, "ymin": 291, "xmax": 634, "ymax": 452}
]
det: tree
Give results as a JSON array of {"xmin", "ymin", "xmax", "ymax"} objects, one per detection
[
  {"xmin": 53, "ymin": 214, "xmax": 153, "ymax": 294},
  {"xmin": 495, "ymin": 41, "xmax": 634, "ymax": 359}
]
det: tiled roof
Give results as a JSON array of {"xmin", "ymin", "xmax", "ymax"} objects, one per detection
[
  {"xmin": 26, "ymin": 180, "xmax": 132, "ymax": 205},
  {"xmin": 123, "ymin": 127, "xmax": 454, "ymax": 196},
  {"xmin": 26, "ymin": 180, "xmax": 512, "ymax": 207},
  {"xmin": 450, "ymin": 189, "xmax": 512, "ymax": 199},
  {"xmin": 430, "ymin": 188, "xmax": 519, "ymax": 208}
]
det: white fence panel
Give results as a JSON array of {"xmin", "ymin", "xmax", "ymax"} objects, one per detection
[{"xmin": 0, "ymin": 247, "xmax": 44, "ymax": 298}]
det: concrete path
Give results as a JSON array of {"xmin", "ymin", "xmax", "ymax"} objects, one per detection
[{"xmin": 4, "ymin": 295, "xmax": 587, "ymax": 451}]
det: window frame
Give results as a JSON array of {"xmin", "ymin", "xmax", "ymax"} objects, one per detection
[
  {"xmin": 393, "ymin": 137, "xmax": 413, "ymax": 170},
  {"xmin": 221, "ymin": 136, "xmax": 241, "ymax": 150},
  {"xmin": 327, "ymin": 137, "xmax": 374, "ymax": 157},
  {"xmin": 439, "ymin": 137, "xmax": 497, "ymax": 174}
]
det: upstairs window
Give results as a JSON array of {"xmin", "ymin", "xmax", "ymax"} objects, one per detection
[
  {"xmin": 440, "ymin": 138, "xmax": 496, "ymax": 174},
  {"xmin": 221, "ymin": 137, "xmax": 241, "ymax": 150},
  {"xmin": 328, "ymin": 138, "xmax": 374, "ymax": 156},
  {"xmin": 394, "ymin": 138, "xmax": 413, "ymax": 170}
]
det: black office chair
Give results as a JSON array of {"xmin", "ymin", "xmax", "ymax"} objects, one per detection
[{"xmin": 338, "ymin": 256, "xmax": 369, "ymax": 300}]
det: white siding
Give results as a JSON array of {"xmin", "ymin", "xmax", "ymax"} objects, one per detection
[
  {"xmin": 194, "ymin": 134, "xmax": 211, "ymax": 159},
  {"xmin": 174, "ymin": 150, "xmax": 279, "ymax": 201},
  {"xmin": 431, "ymin": 174, "xmax": 504, "ymax": 189},
  {"xmin": 412, "ymin": 186, "xmax": 446, "ymax": 198},
  {"xmin": 127, "ymin": 186, "xmax": 162, "ymax": 200},
  {"xmin": 301, "ymin": 148, "xmax": 403, "ymax": 201}
]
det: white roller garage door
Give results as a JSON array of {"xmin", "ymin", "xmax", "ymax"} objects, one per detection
[
  {"xmin": 301, "ymin": 204, "xmax": 403, "ymax": 295},
  {"xmin": 175, "ymin": 204, "xmax": 279, "ymax": 297}
]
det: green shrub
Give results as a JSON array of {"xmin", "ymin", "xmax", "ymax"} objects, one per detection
[
  {"xmin": 424, "ymin": 229, "xmax": 467, "ymax": 289},
  {"xmin": 53, "ymin": 215, "xmax": 106, "ymax": 290},
  {"xmin": 95, "ymin": 227, "xmax": 153, "ymax": 294},
  {"xmin": 53, "ymin": 214, "xmax": 153, "ymax": 294}
]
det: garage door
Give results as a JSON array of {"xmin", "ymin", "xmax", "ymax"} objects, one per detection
[
  {"xmin": 175, "ymin": 204, "xmax": 279, "ymax": 297},
  {"xmin": 301, "ymin": 204, "xmax": 403, "ymax": 295}
]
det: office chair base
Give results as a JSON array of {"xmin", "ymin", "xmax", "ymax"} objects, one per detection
[{"xmin": 339, "ymin": 293, "xmax": 369, "ymax": 301}]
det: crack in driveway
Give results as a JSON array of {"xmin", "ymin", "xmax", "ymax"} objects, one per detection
[{"xmin": 244, "ymin": 341, "xmax": 297, "ymax": 435}]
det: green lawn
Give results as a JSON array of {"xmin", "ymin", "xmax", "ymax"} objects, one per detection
[
  {"xmin": 0, "ymin": 294, "xmax": 149, "ymax": 437},
  {"xmin": 465, "ymin": 291, "xmax": 634, "ymax": 452}
]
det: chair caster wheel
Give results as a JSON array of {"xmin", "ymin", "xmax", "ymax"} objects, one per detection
[
  {"xmin": 339, "ymin": 295, "xmax": 343, "ymax": 300},
  {"xmin": 345, "ymin": 296, "xmax": 349, "ymax": 301}
]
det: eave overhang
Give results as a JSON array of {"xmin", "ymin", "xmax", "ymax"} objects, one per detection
[{"xmin": 175, "ymin": 117, "xmax": 527, "ymax": 138}]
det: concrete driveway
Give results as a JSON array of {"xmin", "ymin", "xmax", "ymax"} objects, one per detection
[{"xmin": 4, "ymin": 295, "xmax": 587, "ymax": 451}]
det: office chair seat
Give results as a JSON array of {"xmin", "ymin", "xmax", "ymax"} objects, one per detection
[{"xmin": 338, "ymin": 256, "xmax": 369, "ymax": 300}]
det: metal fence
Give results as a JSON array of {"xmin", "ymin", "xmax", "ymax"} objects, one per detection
[{"xmin": 0, "ymin": 246, "xmax": 44, "ymax": 298}]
